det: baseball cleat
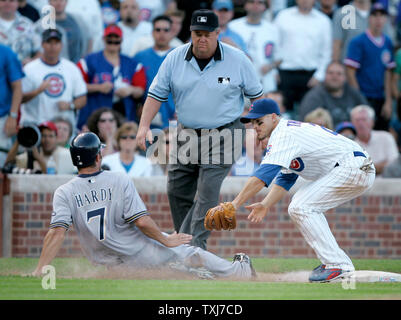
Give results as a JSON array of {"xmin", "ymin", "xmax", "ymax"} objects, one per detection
[
  {"xmin": 308, "ymin": 264, "xmax": 349, "ymax": 283},
  {"xmin": 232, "ymin": 252, "xmax": 257, "ymax": 278}
]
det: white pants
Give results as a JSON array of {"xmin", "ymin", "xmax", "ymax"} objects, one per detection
[{"xmin": 288, "ymin": 153, "xmax": 375, "ymax": 271}]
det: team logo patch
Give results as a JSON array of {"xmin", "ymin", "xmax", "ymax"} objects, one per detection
[
  {"xmin": 381, "ymin": 49, "xmax": 391, "ymax": 65},
  {"xmin": 264, "ymin": 42, "xmax": 274, "ymax": 58},
  {"xmin": 43, "ymin": 73, "xmax": 66, "ymax": 98},
  {"xmin": 290, "ymin": 157, "xmax": 305, "ymax": 172},
  {"xmin": 265, "ymin": 144, "xmax": 272, "ymax": 155}
]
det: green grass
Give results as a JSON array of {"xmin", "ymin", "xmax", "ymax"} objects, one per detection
[{"xmin": 0, "ymin": 257, "xmax": 400, "ymax": 300}]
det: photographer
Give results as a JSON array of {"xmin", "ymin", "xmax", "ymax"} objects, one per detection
[{"xmin": 4, "ymin": 121, "xmax": 76, "ymax": 174}]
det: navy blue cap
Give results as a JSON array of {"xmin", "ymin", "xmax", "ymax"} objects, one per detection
[
  {"xmin": 370, "ymin": 2, "xmax": 388, "ymax": 15},
  {"xmin": 335, "ymin": 121, "xmax": 356, "ymax": 135},
  {"xmin": 240, "ymin": 98, "xmax": 281, "ymax": 123}
]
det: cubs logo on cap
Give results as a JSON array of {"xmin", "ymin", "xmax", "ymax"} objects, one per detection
[{"xmin": 190, "ymin": 9, "xmax": 219, "ymax": 32}]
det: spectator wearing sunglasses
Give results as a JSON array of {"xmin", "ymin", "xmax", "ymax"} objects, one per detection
[
  {"xmin": 76, "ymin": 24, "xmax": 147, "ymax": 130},
  {"xmin": 133, "ymin": 15, "xmax": 176, "ymax": 129},
  {"xmin": 101, "ymin": 121, "xmax": 155, "ymax": 176}
]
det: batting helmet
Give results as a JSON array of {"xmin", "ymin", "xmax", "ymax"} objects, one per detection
[{"xmin": 70, "ymin": 132, "xmax": 104, "ymax": 168}]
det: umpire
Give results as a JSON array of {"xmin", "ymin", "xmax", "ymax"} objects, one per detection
[{"xmin": 137, "ymin": 9, "xmax": 263, "ymax": 249}]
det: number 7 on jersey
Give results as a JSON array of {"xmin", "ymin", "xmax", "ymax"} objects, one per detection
[{"xmin": 87, "ymin": 208, "xmax": 106, "ymax": 241}]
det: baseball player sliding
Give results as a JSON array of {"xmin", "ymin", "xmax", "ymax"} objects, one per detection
[
  {"xmin": 32, "ymin": 132, "xmax": 255, "ymax": 280},
  {"xmin": 205, "ymin": 98, "xmax": 376, "ymax": 282}
]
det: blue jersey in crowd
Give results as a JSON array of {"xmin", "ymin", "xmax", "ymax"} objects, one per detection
[
  {"xmin": 134, "ymin": 47, "xmax": 176, "ymax": 129},
  {"xmin": 77, "ymin": 51, "xmax": 146, "ymax": 129},
  {"xmin": 0, "ymin": 44, "xmax": 24, "ymax": 117},
  {"xmin": 345, "ymin": 30, "xmax": 395, "ymax": 99}
]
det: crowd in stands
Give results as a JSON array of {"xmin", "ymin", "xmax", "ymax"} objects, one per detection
[{"xmin": 1, "ymin": 0, "xmax": 401, "ymax": 178}]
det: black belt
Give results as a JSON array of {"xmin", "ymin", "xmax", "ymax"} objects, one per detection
[
  {"xmin": 334, "ymin": 151, "xmax": 366, "ymax": 167},
  {"xmin": 183, "ymin": 121, "xmax": 235, "ymax": 137}
]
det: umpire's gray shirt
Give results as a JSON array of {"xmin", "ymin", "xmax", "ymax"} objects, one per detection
[{"xmin": 148, "ymin": 41, "xmax": 263, "ymax": 129}]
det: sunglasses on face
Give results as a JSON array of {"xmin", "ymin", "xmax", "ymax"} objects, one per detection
[
  {"xmin": 99, "ymin": 118, "xmax": 115, "ymax": 123},
  {"xmin": 120, "ymin": 135, "xmax": 136, "ymax": 140},
  {"xmin": 105, "ymin": 39, "xmax": 121, "ymax": 45},
  {"xmin": 154, "ymin": 28, "xmax": 170, "ymax": 33}
]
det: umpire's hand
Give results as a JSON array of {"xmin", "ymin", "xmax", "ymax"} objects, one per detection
[{"xmin": 137, "ymin": 126, "xmax": 153, "ymax": 150}]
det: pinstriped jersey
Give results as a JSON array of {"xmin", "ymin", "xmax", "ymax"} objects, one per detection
[
  {"xmin": 261, "ymin": 119, "xmax": 367, "ymax": 181},
  {"xmin": 50, "ymin": 170, "xmax": 149, "ymax": 265}
]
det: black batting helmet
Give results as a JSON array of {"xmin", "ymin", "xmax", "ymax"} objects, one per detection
[{"xmin": 69, "ymin": 132, "xmax": 104, "ymax": 168}]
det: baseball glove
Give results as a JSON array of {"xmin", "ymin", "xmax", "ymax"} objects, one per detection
[{"xmin": 204, "ymin": 202, "xmax": 237, "ymax": 231}]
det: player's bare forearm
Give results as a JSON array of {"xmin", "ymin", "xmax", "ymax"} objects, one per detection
[
  {"xmin": 135, "ymin": 215, "xmax": 192, "ymax": 247},
  {"xmin": 232, "ymin": 176, "xmax": 266, "ymax": 209},
  {"xmin": 33, "ymin": 227, "xmax": 66, "ymax": 276},
  {"xmin": 261, "ymin": 184, "xmax": 288, "ymax": 208}
]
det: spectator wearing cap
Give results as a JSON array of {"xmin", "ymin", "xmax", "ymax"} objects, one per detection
[
  {"xmin": 0, "ymin": 0, "xmax": 41, "ymax": 64},
  {"xmin": 137, "ymin": 9, "xmax": 263, "ymax": 249},
  {"xmin": 335, "ymin": 121, "xmax": 357, "ymax": 140},
  {"xmin": 351, "ymin": 104, "xmax": 398, "ymax": 175},
  {"xmin": 76, "ymin": 24, "xmax": 146, "ymax": 130},
  {"xmin": 229, "ymin": 0, "xmax": 281, "ymax": 94},
  {"xmin": 332, "ymin": 0, "xmax": 394, "ymax": 62},
  {"xmin": 0, "ymin": 44, "xmax": 24, "ymax": 168},
  {"xmin": 20, "ymin": 29, "xmax": 87, "ymax": 130},
  {"xmin": 4, "ymin": 120, "xmax": 76, "ymax": 174},
  {"xmin": 212, "ymin": 0, "xmax": 247, "ymax": 53},
  {"xmin": 117, "ymin": 0, "xmax": 152, "ymax": 57},
  {"xmin": 345, "ymin": 3, "xmax": 395, "ymax": 131},
  {"xmin": 273, "ymin": 0, "xmax": 332, "ymax": 114},
  {"xmin": 299, "ymin": 61, "xmax": 368, "ymax": 127}
]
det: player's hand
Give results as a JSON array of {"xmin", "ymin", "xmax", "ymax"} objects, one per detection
[
  {"xmin": 246, "ymin": 202, "xmax": 269, "ymax": 223},
  {"xmin": 98, "ymin": 82, "xmax": 114, "ymax": 94},
  {"xmin": 164, "ymin": 231, "xmax": 192, "ymax": 247},
  {"xmin": 136, "ymin": 126, "xmax": 153, "ymax": 150}
]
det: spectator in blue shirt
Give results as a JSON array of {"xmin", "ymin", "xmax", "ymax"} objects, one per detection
[
  {"xmin": 345, "ymin": 3, "xmax": 395, "ymax": 131},
  {"xmin": 133, "ymin": 15, "xmax": 176, "ymax": 129},
  {"xmin": 212, "ymin": 0, "xmax": 247, "ymax": 53},
  {"xmin": 0, "ymin": 44, "xmax": 24, "ymax": 167}
]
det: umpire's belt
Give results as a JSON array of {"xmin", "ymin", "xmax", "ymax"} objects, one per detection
[
  {"xmin": 182, "ymin": 121, "xmax": 235, "ymax": 137},
  {"xmin": 334, "ymin": 151, "xmax": 366, "ymax": 167}
]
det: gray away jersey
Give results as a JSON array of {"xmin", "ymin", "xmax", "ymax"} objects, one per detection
[{"xmin": 50, "ymin": 171, "xmax": 149, "ymax": 265}]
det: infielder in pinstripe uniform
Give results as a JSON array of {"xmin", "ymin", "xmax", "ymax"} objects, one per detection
[
  {"xmin": 210, "ymin": 98, "xmax": 376, "ymax": 282},
  {"xmin": 32, "ymin": 132, "xmax": 255, "ymax": 279}
]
